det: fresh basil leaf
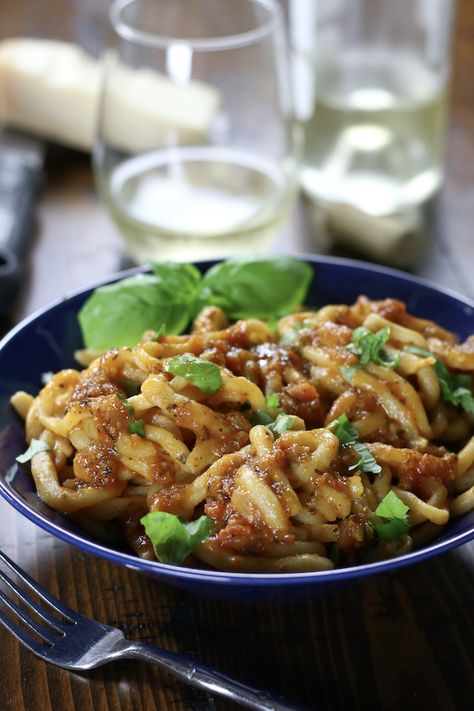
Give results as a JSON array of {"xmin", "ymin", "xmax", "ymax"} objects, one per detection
[
  {"xmin": 374, "ymin": 517, "xmax": 410, "ymax": 540},
  {"xmin": 265, "ymin": 394, "xmax": 280, "ymax": 409},
  {"xmin": 349, "ymin": 442, "xmax": 381, "ymax": 474},
  {"xmin": 78, "ymin": 257, "xmax": 313, "ymax": 349},
  {"xmin": 115, "ymin": 392, "xmax": 145, "ymax": 436},
  {"xmin": 250, "ymin": 410, "xmax": 274, "ymax": 426},
  {"xmin": 329, "ymin": 414, "xmax": 359, "ymax": 446},
  {"xmin": 375, "ymin": 489, "xmax": 409, "ymax": 519},
  {"xmin": 16, "ymin": 438, "xmax": 51, "ymax": 464},
  {"xmin": 280, "ymin": 322, "xmax": 306, "ymax": 346},
  {"xmin": 340, "ymin": 366, "xmax": 358, "ymax": 383},
  {"xmin": 149, "ymin": 261, "xmax": 202, "ymax": 300},
  {"xmin": 128, "ymin": 419, "xmax": 146, "ymax": 436},
  {"xmin": 146, "ymin": 325, "xmax": 166, "ymax": 341},
  {"xmin": 407, "ymin": 345, "xmax": 455, "ymax": 402},
  {"xmin": 373, "ymin": 490, "xmax": 410, "ymax": 540},
  {"xmin": 406, "ymin": 346, "xmax": 474, "ymax": 415},
  {"xmin": 198, "ymin": 257, "xmax": 313, "ymax": 320},
  {"xmin": 116, "ymin": 392, "xmax": 134, "ymax": 417},
  {"xmin": 405, "ymin": 346, "xmax": 432, "ymax": 358},
  {"xmin": 265, "ymin": 316, "xmax": 280, "ymax": 334},
  {"xmin": 165, "ymin": 354, "xmax": 222, "ymax": 394},
  {"xmin": 267, "ymin": 413, "xmax": 295, "ymax": 436},
  {"xmin": 451, "ymin": 376, "xmax": 474, "ymax": 416},
  {"xmin": 78, "ymin": 273, "xmax": 195, "ymax": 349},
  {"xmin": 329, "ymin": 542, "xmax": 341, "ymax": 566},
  {"xmin": 124, "ymin": 380, "xmax": 141, "ymax": 396},
  {"xmin": 329, "ymin": 414, "xmax": 381, "ymax": 474},
  {"xmin": 439, "ymin": 371, "xmax": 474, "ymax": 414},
  {"xmin": 141, "ymin": 511, "xmax": 213, "ymax": 565},
  {"xmin": 348, "ymin": 327, "xmax": 400, "ymax": 369}
]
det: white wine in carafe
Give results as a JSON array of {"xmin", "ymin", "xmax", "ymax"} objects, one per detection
[{"xmin": 300, "ymin": 50, "xmax": 448, "ymax": 216}]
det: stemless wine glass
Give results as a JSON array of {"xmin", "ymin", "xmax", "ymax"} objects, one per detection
[{"xmin": 94, "ymin": 0, "xmax": 299, "ymax": 264}]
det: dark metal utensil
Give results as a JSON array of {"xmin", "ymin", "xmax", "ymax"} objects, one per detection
[{"xmin": 0, "ymin": 130, "xmax": 45, "ymax": 315}]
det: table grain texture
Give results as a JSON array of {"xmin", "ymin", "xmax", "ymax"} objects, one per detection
[{"xmin": 1, "ymin": 2, "xmax": 474, "ymax": 710}]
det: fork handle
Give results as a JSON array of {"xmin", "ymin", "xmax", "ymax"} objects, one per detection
[{"xmin": 119, "ymin": 640, "xmax": 301, "ymax": 710}]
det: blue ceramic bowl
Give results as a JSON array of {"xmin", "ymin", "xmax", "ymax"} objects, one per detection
[{"xmin": 1, "ymin": 256, "xmax": 474, "ymax": 599}]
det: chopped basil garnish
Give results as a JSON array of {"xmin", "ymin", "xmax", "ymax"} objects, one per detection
[
  {"xmin": 115, "ymin": 393, "xmax": 146, "ymax": 436},
  {"xmin": 348, "ymin": 327, "xmax": 400, "ymax": 369},
  {"xmin": 265, "ymin": 394, "xmax": 280, "ymax": 409},
  {"xmin": 373, "ymin": 490, "xmax": 410, "ymax": 540},
  {"xmin": 267, "ymin": 413, "xmax": 296, "ymax": 436},
  {"xmin": 141, "ymin": 511, "xmax": 213, "ymax": 565},
  {"xmin": 329, "ymin": 414, "xmax": 381, "ymax": 474},
  {"xmin": 340, "ymin": 365, "xmax": 358, "ymax": 383},
  {"xmin": 249, "ymin": 409, "xmax": 295, "ymax": 435},
  {"xmin": 329, "ymin": 542, "xmax": 341, "ymax": 566},
  {"xmin": 124, "ymin": 380, "xmax": 141, "ymax": 396},
  {"xmin": 165, "ymin": 354, "xmax": 222, "ymax": 394},
  {"xmin": 250, "ymin": 410, "xmax": 275, "ymax": 426},
  {"xmin": 16, "ymin": 438, "xmax": 51, "ymax": 463},
  {"xmin": 246, "ymin": 394, "xmax": 284, "ymax": 428},
  {"xmin": 350, "ymin": 442, "xmax": 381, "ymax": 474},
  {"xmin": 128, "ymin": 419, "xmax": 146, "ymax": 436},
  {"xmin": 330, "ymin": 414, "xmax": 359, "ymax": 445},
  {"xmin": 280, "ymin": 322, "xmax": 306, "ymax": 346},
  {"xmin": 406, "ymin": 345, "xmax": 474, "ymax": 416}
]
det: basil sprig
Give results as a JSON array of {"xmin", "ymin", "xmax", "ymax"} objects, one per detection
[
  {"xmin": 373, "ymin": 490, "xmax": 410, "ymax": 540},
  {"xmin": 141, "ymin": 511, "xmax": 213, "ymax": 565},
  {"xmin": 329, "ymin": 414, "xmax": 381, "ymax": 474},
  {"xmin": 79, "ymin": 257, "xmax": 314, "ymax": 350},
  {"xmin": 406, "ymin": 346, "xmax": 474, "ymax": 416},
  {"xmin": 165, "ymin": 354, "xmax": 223, "ymax": 394}
]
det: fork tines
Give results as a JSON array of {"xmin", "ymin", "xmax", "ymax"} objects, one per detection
[{"xmin": 0, "ymin": 549, "xmax": 75, "ymax": 652}]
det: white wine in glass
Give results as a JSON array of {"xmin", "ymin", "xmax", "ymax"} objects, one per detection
[{"xmin": 94, "ymin": 0, "xmax": 299, "ymax": 263}]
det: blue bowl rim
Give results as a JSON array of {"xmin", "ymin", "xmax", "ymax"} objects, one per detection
[{"xmin": 1, "ymin": 253, "xmax": 474, "ymax": 589}]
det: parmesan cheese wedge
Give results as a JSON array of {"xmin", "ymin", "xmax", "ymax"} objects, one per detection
[{"xmin": 0, "ymin": 38, "xmax": 219, "ymax": 152}]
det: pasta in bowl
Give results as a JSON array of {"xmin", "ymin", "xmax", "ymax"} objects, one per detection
[{"xmin": 1, "ymin": 256, "xmax": 474, "ymax": 596}]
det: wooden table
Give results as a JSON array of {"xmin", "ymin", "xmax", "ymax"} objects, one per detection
[{"xmin": 1, "ymin": 2, "xmax": 474, "ymax": 710}]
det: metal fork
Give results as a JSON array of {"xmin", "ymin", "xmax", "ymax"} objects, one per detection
[{"xmin": 0, "ymin": 549, "xmax": 297, "ymax": 711}]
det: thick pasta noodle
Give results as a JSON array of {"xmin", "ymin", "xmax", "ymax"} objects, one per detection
[{"xmin": 10, "ymin": 296, "xmax": 474, "ymax": 572}]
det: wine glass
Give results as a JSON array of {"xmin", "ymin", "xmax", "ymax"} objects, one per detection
[{"xmin": 93, "ymin": 0, "xmax": 299, "ymax": 264}]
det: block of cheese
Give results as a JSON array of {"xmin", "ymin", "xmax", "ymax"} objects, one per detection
[
  {"xmin": 103, "ymin": 60, "xmax": 220, "ymax": 153},
  {"xmin": 0, "ymin": 38, "xmax": 219, "ymax": 152}
]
